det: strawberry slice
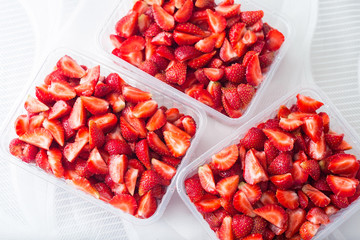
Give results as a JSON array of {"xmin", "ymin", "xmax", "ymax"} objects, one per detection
[
  {"xmin": 119, "ymin": 117, "xmax": 139, "ymax": 143},
  {"xmin": 265, "ymin": 29, "xmax": 285, "ymax": 51},
  {"xmin": 206, "ymin": 9, "xmax": 226, "ymax": 33},
  {"xmin": 146, "ymin": 109, "xmax": 167, "ymax": 132},
  {"xmin": 327, "ymin": 175, "xmax": 359, "ymax": 197},
  {"xmin": 215, "ymin": 175, "xmax": 239, "ymax": 201},
  {"xmin": 242, "ymin": 30, "xmax": 257, "ymax": 45},
  {"xmin": 300, "ymin": 160, "xmax": 321, "ymax": 181},
  {"xmin": 70, "ymin": 177, "xmax": 100, "ymax": 199},
  {"xmin": 241, "ymin": 127, "xmax": 267, "ymax": 151},
  {"xmin": 246, "ymin": 54, "xmax": 263, "ymax": 86},
  {"xmin": 89, "ymin": 120, "xmax": 105, "ymax": 149},
  {"xmin": 229, "ymin": 22, "xmax": 246, "ymax": 46},
  {"xmin": 203, "ymin": 68, "xmax": 224, "ymax": 82},
  {"xmin": 327, "ymin": 153, "xmax": 359, "ymax": 177},
  {"xmin": 263, "ymin": 128, "xmax": 295, "ymax": 152},
  {"xmin": 188, "ymin": 51, "xmax": 216, "ymax": 69},
  {"xmin": 47, "ymin": 147, "xmax": 64, "ymax": 178},
  {"xmin": 218, "ymin": 216, "xmax": 233, "ymax": 240},
  {"xmin": 153, "ymin": 4, "xmax": 174, "ymax": 31},
  {"xmin": 291, "ymin": 160, "xmax": 309, "ymax": 187},
  {"xmin": 215, "ymin": 4, "xmax": 240, "ymax": 18},
  {"xmin": 276, "ymin": 189, "xmax": 299, "ymax": 210},
  {"xmin": 138, "ymin": 170, "xmax": 161, "ymax": 196},
  {"xmin": 243, "ymin": 149, "xmax": 268, "ymax": 185},
  {"xmin": 35, "ymin": 149, "xmax": 52, "ymax": 173},
  {"xmin": 48, "ymin": 79, "xmax": 76, "ymax": 101},
  {"xmin": 302, "ymin": 115, "xmax": 323, "ymax": 142},
  {"xmin": 196, "ymin": 197, "xmax": 222, "ymax": 213},
  {"xmin": 109, "ymin": 194, "xmax": 138, "ymax": 215},
  {"xmin": 109, "ymin": 154, "xmax": 128, "ymax": 184},
  {"xmin": 175, "ymin": 46, "xmax": 202, "ymax": 62},
  {"xmin": 44, "ymin": 69, "xmax": 68, "ymax": 85},
  {"xmin": 238, "ymin": 182, "xmax": 261, "ymax": 204},
  {"xmin": 198, "ymin": 164, "xmax": 216, "ymax": 194},
  {"xmin": 137, "ymin": 190, "xmax": 157, "ymax": 218},
  {"xmin": 80, "ymin": 96, "xmax": 109, "ymax": 115},
  {"xmin": 325, "ymin": 132, "xmax": 344, "ymax": 150},
  {"xmin": 163, "ymin": 130, "xmax": 190, "ymax": 157},
  {"xmin": 107, "ymin": 92, "xmax": 126, "ymax": 113},
  {"xmin": 147, "ymin": 131, "xmax": 171, "ymax": 156},
  {"xmin": 48, "ymin": 100, "xmax": 71, "ymax": 120},
  {"xmin": 24, "ymin": 95, "xmax": 49, "ymax": 113},
  {"xmin": 118, "ymin": 36, "xmax": 146, "ymax": 54},
  {"xmin": 35, "ymin": 84, "xmax": 54, "ymax": 104},
  {"xmin": 173, "ymin": 30, "xmax": 202, "ymax": 46},
  {"xmin": 125, "ymin": 168, "xmax": 139, "ymax": 196},
  {"xmin": 302, "ymin": 184, "xmax": 330, "ymax": 207},
  {"xmin": 42, "ymin": 118, "xmax": 65, "ymax": 146},
  {"xmin": 152, "ymin": 158, "xmax": 176, "ymax": 180},
  {"xmin": 220, "ymin": 38, "xmax": 238, "ymax": 62},
  {"xmin": 211, "ymin": 144, "xmax": 238, "ymax": 171},
  {"xmin": 115, "ymin": 11, "xmax": 138, "ymax": 38},
  {"xmin": 63, "ymin": 139, "xmax": 87, "ymax": 162},
  {"xmin": 296, "ymin": 94, "xmax": 324, "ymax": 113},
  {"xmin": 268, "ymin": 152, "xmax": 292, "ymax": 175},
  {"xmin": 132, "ymin": 100, "xmax": 158, "ymax": 118},
  {"xmin": 87, "ymin": 147, "xmax": 108, "ymax": 175},
  {"xmin": 279, "ymin": 117, "xmax": 303, "ymax": 131},
  {"xmin": 253, "ymin": 204, "xmax": 287, "ymax": 229},
  {"xmin": 174, "ymin": 0, "xmax": 193, "ymax": 23},
  {"xmin": 224, "ymin": 64, "xmax": 245, "ymax": 85},
  {"xmin": 114, "ymin": 49, "xmax": 144, "ymax": 67},
  {"xmin": 306, "ymin": 207, "xmax": 330, "ymax": 225},
  {"xmin": 307, "ymin": 132, "xmax": 327, "ymax": 160},
  {"xmin": 299, "ymin": 221, "xmax": 320, "ymax": 240},
  {"xmin": 14, "ymin": 114, "xmax": 29, "ymax": 136},
  {"xmin": 122, "ymin": 85, "xmax": 152, "ymax": 103},
  {"xmin": 56, "ymin": 55, "xmax": 86, "ymax": 78},
  {"xmin": 195, "ymin": 37, "xmax": 216, "ymax": 53},
  {"xmin": 270, "ymin": 173, "xmax": 294, "ymax": 190},
  {"xmin": 88, "ymin": 113, "xmax": 117, "ymax": 133},
  {"xmin": 93, "ymin": 182, "xmax": 113, "ymax": 202},
  {"xmin": 68, "ymin": 98, "xmax": 86, "ymax": 130},
  {"xmin": 185, "ymin": 174, "xmax": 204, "ymax": 202},
  {"xmin": 94, "ymin": 82, "xmax": 112, "ymax": 98},
  {"xmin": 151, "ymin": 31, "xmax": 173, "ymax": 46},
  {"xmin": 241, "ymin": 11, "xmax": 264, "ymax": 26},
  {"xmin": 285, "ymin": 208, "xmax": 306, "ymax": 238},
  {"xmin": 135, "ymin": 139, "xmax": 151, "ymax": 169},
  {"xmin": 232, "ymin": 214, "xmax": 254, "ymax": 239},
  {"xmin": 19, "ymin": 128, "xmax": 53, "ymax": 150},
  {"xmin": 221, "ymin": 94, "xmax": 242, "ymax": 118}
]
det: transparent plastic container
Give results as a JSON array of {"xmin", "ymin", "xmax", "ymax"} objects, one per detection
[
  {"xmin": 0, "ymin": 48, "xmax": 207, "ymax": 225},
  {"xmin": 176, "ymin": 85, "xmax": 360, "ymax": 240},
  {"xmin": 98, "ymin": 0, "xmax": 294, "ymax": 125}
]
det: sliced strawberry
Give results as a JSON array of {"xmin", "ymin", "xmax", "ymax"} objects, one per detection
[
  {"xmin": 291, "ymin": 160, "xmax": 309, "ymax": 187},
  {"xmin": 224, "ymin": 64, "xmax": 245, "ymax": 85},
  {"xmin": 269, "ymin": 173, "xmax": 294, "ymax": 190},
  {"xmin": 153, "ymin": 4, "xmax": 174, "ymax": 31},
  {"xmin": 63, "ymin": 139, "xmax": 87, "ymax": 162},
  {"xmin": 109, "ymin": 194, "xmax": 138, "ymax": 215},
  {"xmin": 109, "ymin": 34, "xmax": 124, "ymax": 49},
  {"xmin": 264, "ymin": 140, "xmax": 279, "ymax": 165},
  {"xmin": 119, "ymin": 36, "xmax": 146, "ymax": 54},
  {"xmin": 327, "ymin": 175, "xmax": 359, "ymax": 197},
  {"xmin": 75, "ymin": 126, "xmax": 89, "ymax": 142},
  {"xmin": 137, "ymin": 190, "xmax": 157, "ymax": 218},
  {"xmin": 24, "ymin": 95, "xmax": 49, "ymax": 113},
  {"xmin": 327, "ymin": 153, "xmax": 359, "ymax": 177},
  {"xmin": 218, "ymin": 216, "xmax": 233, "ymax": 240},
  {"xmin": 122, "ymin": 85, "xmax": 152, "ymax": 103},
  {"xmin": 198, "ymin": 164, "xmax": 216, "ymax": 194},
  {"xmin": 104, "ymin": 73, "xmax": 125, "ymax": 93},
  {"xmin": 44, "ymin": 69, "xmax": 69, "ymax": 85},
  {"xmin": 300, "ymin": 160, "xmax": 320, "ymax": 181},
  {"xmin": 325, "ymin": 132, "xmax": 344, "ymax": 150},
  {"xmin": 19, "ymin": 128, "xmax": 53, "ymax": 150},
  {"xmin": 181, "ymin": 115, "xmax": 197, "ymax": 137},
  {"xmin": 87, "ymin": 147, "xmax": 108, "ymax": 175},
  {"xmin": 268, "ymin": 152, "xmax": 292, "ymax": 175},
  {"xmin": 35, "ymin": 84, "xmax": 54, "ymax": 104},
  {"xmin": 151, "ymin": 32, "xmax": 173, "ymax": 46},
  {"xmin": 89, "ymin": 113, "xmax": 117, "ymax": 133},
  {"xmin": 302, "ymin": 115, "xmax": 323, "ymax": 142},
  {"xmin": 330, "ymin": 194, "xmax": 349, "ymax": 208},
  {"xmin": 203, "ymin": 68, "xmax": 224, "ymax": 82},
  {"xmin": 302, "ymin": 184, "xmax": 330, "ymax": 207},
  {"xmin": 285, "ymin": 208, "xmax": 306, "ymax": 238},
  {"xmin": 306, "ymin": 207, "xmax": 330, "ymax": 225},
  {"xmin": 35, "ymin": 149, "xmax": 52, "ymax": 173},
  {"xmin": 14, "ymin": 114, "xmax": 29, "ymax": 136},
  {"xmin": 246, "ymin": 54, "xmax": 263, "ymax": 86},
  {"xmin": 106, "ymin": 92, "xmax": 125, "ymax": 114},
  {"xmin": 115, "ymin": 10, "xmax": 138, "ymax": 38},
  {"xmin": 265, "ymin": 29, "xmax": 285, "ymax": 51},
  {"xmin": 215, "ymin": 4, "xmax": 240, "ymax": 18},
  {"xmin": 62, "ymin": 116, "xmax": 76, "ymax": 140},
  {"xmin": 138, "ymin": 170, "xmax": 160, "ymax": 196},
  {"xmin": 307, "ymin": 133, "xmax": 327, "ymax": 160},
  {"xmin": 175, "ymin": 22, "xmax": 207, "ymax": 37},
  {"xmin": 48, "ymin": 100, "xmax": 71, "ymax": 120},
  {"xmin": 152, "ymin": 158, "xmax": 176, "ymax": 180},
  {"xmin": 56, "ymin": 55, "xmax": 86, "ymax": 78},
  {"xmin": 173, "ymin": 30, "xmax": 202, "ymax": 45},
  {"xmin": 165, "ymin": 61, "xmax": 187, "ymax": 84},
  {"xmin": 89, "ymin": 120, "xmax": 105, "ymax": 149},
  {"xmin": 296, "ymin": 94, "xmax": 324, "ymax": 113},
  {"xmin": 276, "ymin": 189, "xmax": 299, "ymax": 210},
  {"xmin": 174, "ymin": 0, "xmax": 193, "ymax": 23},
  {"xmin": 47, "ymin": 147, "xmax": 64, "ymax": 178},
  {"xmin": 188, "ymin": 51, "xmax": 216, "ymax": 69},
  {"xmin": 81, "ymin": 96, "xmax": 109, "ymax": 115},
  {"xmin": 113, "ymin": 49, "xmax": 144, "ymax": 67},
  {"xmin": 70, "ymin": 177, "xmax": 100, "ymax": 199},
  {"xmin": 228, "ymin": 22, "xmax": 246, "ymax": 47},
  {"xmin": 147, "ymin": 131, "xmax": 171, "ymax": 156},
  {"xmin": 242, "ymin": 30, "xmax": 257, "ymax": 45},
  {"xmin": 253, "ymin": 204, "xmax": 287, "ymax": 229},
  {"xmin": 108, "ymin": 154, "xmax": 128, "ymax": 184},
  {"xmin": 279, "ymin": 117, "xmax": 303, "ymax": 131},
  {"xmin": 120, "ymin": 116, "xmax": 139, "ymax": 142},
  {"xmin": 206, "ymin": 9, "xmax": 226, "ymax": 33},
  {"xmin": 241, "ymin": 127, "xmax": 267, "ymax": 151},
  {"xmin": 128, "ymin": 158, "xmax": 145, "ymax": 176},
  {"xmin": 135, "ymin": 139, "xmax": 151, "ymax": 169},
  {"xmin": 241, "ymin": 11, "xmax": 264, "ymax": 26},
  {"xmin": 125, "ymin": 168, "xmax": 139, "ymax": 196},
  {"xmin": 215, "ymin": 175, "xmax": 239, "ymax": 201},
  {"xmin": 163, "ymin": 130, "xmax": 190, "ymax": 157},
  {"xmin": 196, "ymin": 197, "xmax": 222, "ymax": 213},
  {"xmin": 42, "ymin": 118, "xmax": 64, "ymax": 146},
  {"xmin": 162, "ymin": 156, "xmax": 181, "ymax": 167},
  {"xmin": 238, "ymin": 182, "xmax": 261, "ymax": 204},
  {"xmin": 93, "ymin": 182, "xmax": 113, "ymax": 202},
  {"xmin": 263, "ymin": 128, "xmax": 294, "ymax": 152},
  {"xmin": 68, "ymin": 97, "xmax": 86, "ymax": 130},
  {"xmin": 220, "ymin": 38, "xmax": 238, "ymax": 62},
  {"xmin": 259, "ymin": 52, "xmax": 275, "ymax": 68},
  {"xmin": 194, "ymin": 0, "xmax": 214, "ymax": 8},
  {"xmin": 185, "ymin": 174, "xmax": 204, "ymax": 202},
  {"xmin": 232, "ymin": 214, "xmax": 254, "ymax": 239},
  {"xmin": 19, "ymin": 143, "xmax": 38, "ymax": 163},
  {"xmin": 195, "ymin": 36, "xmax": 216, "ymax": 53},
  {"xmin": 211, "ymin": 144, "xmax": 238, "ymax": 171},
  {"xmin": 243, "ymin": 149, "xmax": 268, "ymax": 185},
  {"xmin": 299, "ymin": 221, "xmax": 320, "ymax": 240}
]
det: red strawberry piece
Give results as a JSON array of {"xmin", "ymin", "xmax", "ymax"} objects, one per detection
[
  {"xmin": 89, "ymin": 113, "xmax": 117, "ymax": 133},
  {"xmin": 238, "ymin": 84, "xmax": 256, "ymax": 109},
  {"xmin": 196, "ymin": 197, "xmax": 221, "ymax": 213},
  {"xmin": 232, "ymin": 214, "xmax": 254, "ymax": 239},
  {"xmin": 93, "ymin": 182, "xmax": 113, "ymax": 202},
  {"xmin": 263, "ymin": 128, "xmax": 295, "ymax": 152},
  {"xmin": 193, "ymin": 88, "xmax": 216, "ymax": 108},
  {"xmin": 246, "ymin": 54, "xmax": 263, "ymax": 87},
  {"xmin": 174, "ymin": 0, "xmax": 193, "ymax": 23},
  {"xmin": 204, "ymin": 68, "xmax": 224, "ymax": 82},
  {"xmin": 206, "ymin": 9, "xmax": 226, "ymax": 33},
  {"xmin": 241, "ymin": 11, "xmax": 264, "ymax": 26},
  {"xmin": 135, "ymin": 139, "xmax": 151, "ymax": 169},
  {"xmin": 108, "ymin": 154, "xmax": 127, "ymax": 184},
  {"xmin": 268, "ymin": 152, "xmax": 292, "ymax": 175},
  {"xmin": 259, "ymin": 52, "xmax": 275, "ymax": 68},
  {"xmin": 68, "ymin": 97, "xmax": 86, "ymax": 130},
  {"xmin": 241, "ymin": 127, "xmax": 267, "ymax": 151},
  {"xmin": 138, "ymin": 170, "xmax": 160, "ymax": 196},
  {"xmin": 175, "ymin": 22, "xmax": 207, "ymax": 37},
  {"xmin": 151, "ymin": 185, "xmax": 166, "ymax": 199},
  {"xmin": 124, "ymin": 168, "xmax": 139, "ymax": 196},
  {"xmin": 330, "ymin": 194, "xmax": 349, "ymax": 209},
  {"xmin": 42, "ymin": 118, "xmax": 64, "ymax": 147},
  {"xmin": 279, "ymin": 117, "xmax": 303, "ymax": 131},
  {"xmin": 300, "ymin": 160, "xmax": 320, "ymax": 181},
  {"xmin": 238, "ymin": 182, "xmax": 261, "ymax": 204},
  {"xmin": 264, "ymin": 140, "xmax": 279, "ymax": 165},
  {"xmin": 265, "ymin": 29, "xmax": 285, "ymax": 51},
  {"xmin": 128, "ymin": 158, "xmax": 145, "ymax": 175},
  {"xmin": 20, "ymin": 143, "xmax": 38, "ymax": 163},
  {"xmin": 253, "ymin": 204, "xmax": 287, "ymax": 229},
  {"xmin": 306, "ymin": 207, "xmax": 330, "ymax": 225},
  {"xmin": 174, "ymin": 46, "xmax": 201, "ymax": 62},
  {"xmin": 47, "ymin": 147, "xmax": 64, "ymax": 178},
  {"xmin": 224, "ymin": 63, "xmax": 245, "ymax": 84},
  {"xmin": 122, "ymin": 85, "xmax": 152, "ymax": 103},
  {"xmin": 284, "ymin": 208, "xmax": 306, "ymax": 238},
  {"xmin": 24, "ymin": 95, "xmax": 49, "ymax": 113},
  {"xmin": 195, "ymin": 36, "xmax": 216, "ymax": 53},
  {"xmin": 87, "ymin": 147, "xmax": 108, "ymax": 175},
  {"xmin": 229, "ymin": 22, "xmax": 246, "ymax": 46},
  {"xmin": 243, "ymin": 233, "xmax": 263, "ymax": 240},
  {"xmin": 302, "ymin": 184, "xmax": 330, "ymax": 207},
  {"xmin": 35, "ymin": 84, "xmax": 54, "ymax": 104},
  {"xmin": 19, "ymin": 128, "xmax": 53, "ymax": 150},
  {"xmin": 147, "ymin": 131, "xmax": 171, "ymax": 156},
  {"xmin": 324, "ymin": 205, "xmax": 340, "ymax": 216},
  {"xmin": 139, "ymin": 60, "xmax": 158, "ymax": 76},
  {"xmin": 153, "ymin": 4, "xmax": 174, "ymax": 31},
  {"xmin": 145, "ymin": 23, "xmax": 162, "ymax": 38},
  {"xmin": 211, "ymin": 144, "xmax": 238, "ymax": 171},
  {"xmin": 146, "ymin": 109, "xmax": 167, "ymax": 131},
  {"xmin": 165, "ymin": 61, "xmax": 187, "ymax": 85},
  {"xmin": 181, "ymin": 115, "xmax": 196, "ymax": 137},
  {"xmin": 56, "ymin": 55, "xmax": 86, "ymax": 78},
  {"xmin": 106, "ymin": 92, "xmax": 125, "ymax": 113},
  {"xmin": 325, "ymin": 132, "xmax": 344, "ymax": 150},
  {"xmin": 302, "ymin": 115, "xmax": 323, "ymax": 142},
  {"xmin": 317, "ymin": 111, "xmax": 330, "ymax": 133},
  {"xmin": 138, "ymin": 14, "xmax": 151, "ymax": 35},
  {"xmin": 74, "ymin": 70, "xmax": 99, "ymax": 97},
  {"xmin": 276, "ymin": 189, "xmax": 299, "ymax": 210},
  {"xmin": 61, "ymin": 116, "xmax": 76, "ymax": 140},
  {"xmin": 218, "ymin": 216, "xmax": 233, "ymax": 240},
  {"xmin": 211, "ymin": 31, "xmax": 227, "ymax": 49},
  {"xmin": 162, "ymin": 122, "xmax": 191, "ymax": 139},
  {"xmin": 70, "ymin": 177, "xmax": 100, "ymax": 199},
  {"xmin": 109, "ymin": 34, "xmax": 125, "ymax": 49},
  {"xmin": 80, "ymin": 96, "xmax": 109, "ymax": 115},
  {"xmin": 220, "ymin": 38, "xmax": 238, "ymax": 62},
  {"xmin": 327, "ymin": 153, "xmax": 359, "ymax": 177},
  {"xmin": 136, "ymin": 190, "xmax": 157, "ymax": 219},
  {"xmin": 35, "ymin": 149, "xmax": 52, "ymax": 173},
  {"xmin": 48, "ymin": 100, "xmax": 71, "ymax": 120},
  {"xmin": 313, "ymin": 176, "xmax": 331, "ymax": 192},
  {"xmin": 188, "ymin": 51, "xmax": 216, "ymax": 69},
  {"xmin": 307, "ymin": 133, "xmax": 327, "ymax": 160},
  {"xmin": 242, "ymin": 51, "xmax": 257, "ymax": 67},
  {"xmin": 152, "ymin": 31, "xmax": 173, "ymax": 46},
  {"xmin": 162, "ymin": 156, "xmax": 181, "ymax": 167},
  {"xmin": 206, "ymin": 81, "xmax": 221, "ymax": 107},
  {"xmin": 109, "ymin": 194, "xmax": 138, "ymax": 215},
  {"xmin": 173, "ymin": 30, "xmax": 202, "ymax": 45},
  {"xmin": 113, "ymin": 49, "xmax": 144, "ymax": 67},
  {"xmin": 299, "ymin": 221, "xmax": 320, "ymax": 240},
  {"xmin": 215, "ymin": 175, "xmax": 239, "ymax": 201},
  {"xmin": 89, "ymin": 121, "xmax": 105, "ymax": 149},
  {"xmin": 269, "ymin": 173, "xmax": 294, "ymax": 190},
  {"xmin": 296, "ymin": 94, "xmax": 324, "ymax": 113},
  {"xmin": 327, "ymin": 174, "xmax": 359, "ymax": 197},
  {"xmin": 242, "ymin": 30, "xmax": 257, "ymax": 45},
  {"xmin": 133, "ymin": 0, "xmax": 149, "ymax": 14},
  {"xmin": 63, "ymin": 139, "xmax": 87, "ymax": 162},
  {"xmin": 244, "ymin": 149, "xmax": 268, "ymax": 185},
  {"xmin": 165, "ymin": 108, "xmax": 181, "ymax": 122},
  {"xmin": 152, "ymin": 158, "xmax": 176, "ymax": 180},
  {"xmin": 291, "ymin": 160, "xmax": 309, "ymax": 188},
  {"xmin": 194, "ymin": 0, "xmax": 214, "ymax": 8},
  {"xmin": 115, "ymin": 11, "xmax": 138, "ymax": 38},
  {"xmin": 28, "ymin": 114, "xmax": 45, "ymax": 131},
  {"xmin": 156, "ymin": 46, "xmax": 175, "ymax": 61},
  {"xmin": 14, "ymin": 114, "xmax": 29, "ymax": 136},
  {"xmin": 185, "ymin": 174, "xmax": 204, "ymax": 202},
  {"xmin": 198, "ymin": 164, "xmax": 216, "ymax": 194},
  {"xmin": 251, "ymin": 216, "xmax": 268, "ymax": 235},
  {"xmin": 120, "ymin": 116, "xmax": 139, "ymax": 142},
  {"xmin": 163, "ymin": 130, "xmax": 190, "ymax": 157},
  {"xmin": 132, "ymin": 100, "xmax": 158, "ymax": 119},
  {"xmin": 44, "ymin": 69, "xmax": 68, "ymax": 85},
  {"xmin": 104, "ymin": 73, "xmax": 125, "ymax": 93},
  {"xmin": 215, "ymin": 4, "xmax": 240, "ymax": 18}
]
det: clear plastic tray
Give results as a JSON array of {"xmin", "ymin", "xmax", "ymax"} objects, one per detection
[
  {"xmin": 176, "ymin": 85, "xmax": 360, "ymax": 240},
  {"xmin": 98, "ymin": 0, "xmax": 294, "ymax": 125},
  {"xmin": 0, "ymin": 48, "xmax": 207, "ymax": 225}
]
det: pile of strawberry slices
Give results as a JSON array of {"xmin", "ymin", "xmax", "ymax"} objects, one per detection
[
  {"xmin": 185, "ymin": 94, "xmax": 360, "ymax": 240},
  {"xmin": 110, "ymin": 0, "xmax": 285, "ymax": 118},
  {"xmin": 9, "ymin": 55, "xmax": 197, "ymax": 219}
]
